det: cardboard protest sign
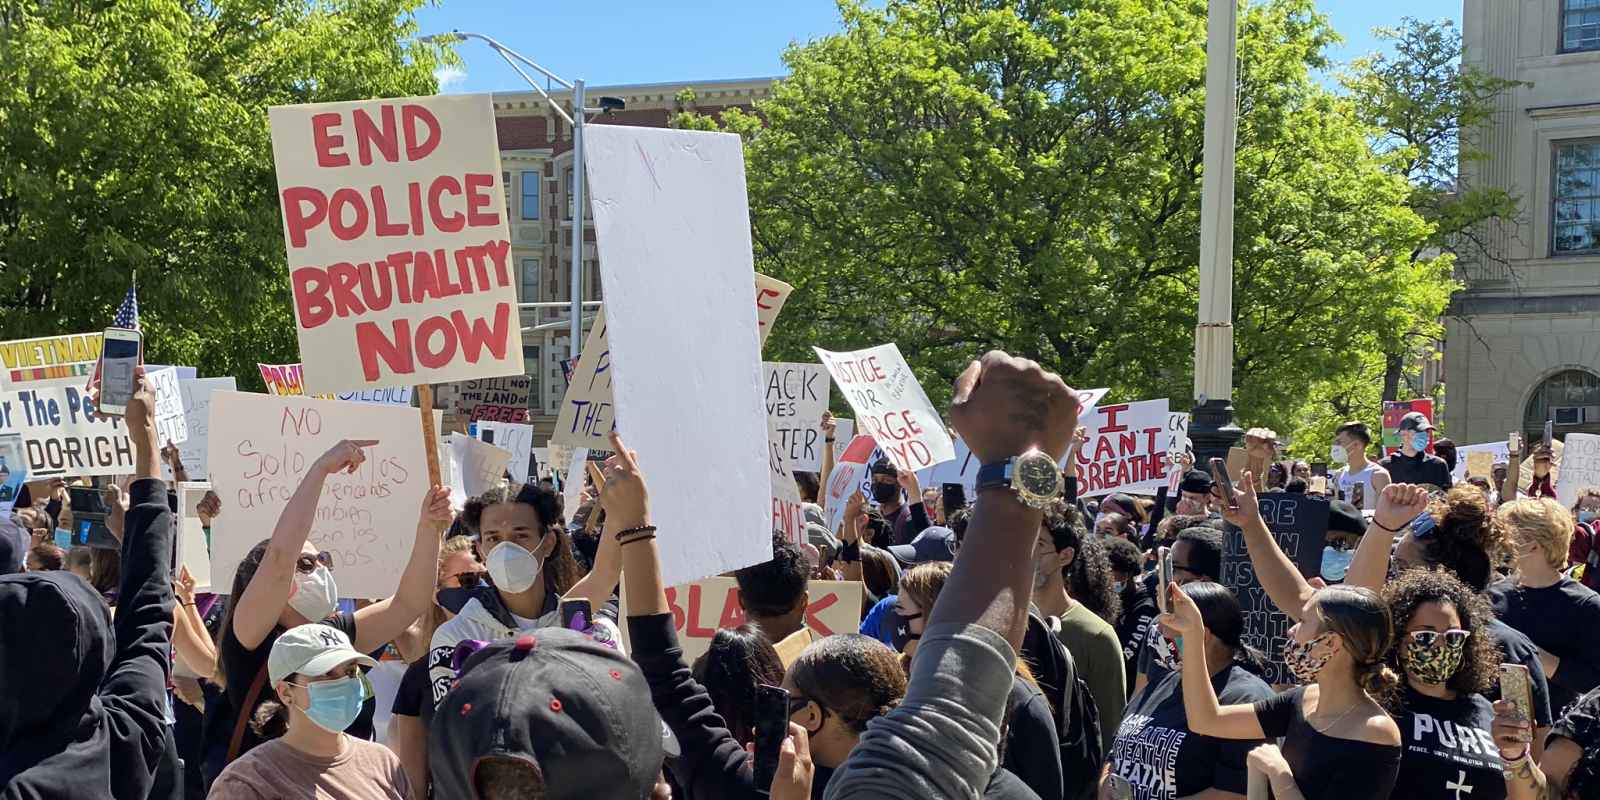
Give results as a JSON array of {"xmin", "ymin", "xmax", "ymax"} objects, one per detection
[
  {"xmin": 620, "ymin": 577, "xmax": 862, "ymax": 663},
  {"xmin": 1452, "ymin": 442, "xmax": 1508, "ymax": 481},
  {"xmin": 824, "ymin": 435, "xmax": 878, "ymax": 532},
  {"xmin": 0, "ymin": 433, "xmax": 27, "ymax": 515},
  {"xmin": 177, "ymin": 483, "xmax": 214, "ymax": 592},
  {"xmin": 814, "ymin": 343, "xmax": 954, "ymax": 472},
  {"xmin": 475, "ymin": 421, "xmax": 533, "ymax": 484},
  {"xmin": 0, "ymin": 385, "xmax": 133, "ymax": 478},
  {"xmin": 0, "ymin": 332, "xmax": 102, "ymax": 389},
  {"xmin": 765, "ymin": 363, "xmax": 831, "ymax": 472},
  {"xmin": 1381, "ymin": 398, "xmax": 1435, "ymax": 455},
  {"xmin": 445, "ymin": 434, "xmax": 512, "ymax": 509},
  {"xmin": 1557, "ymin": 434, "xmax": 1600, "ymax": 509},
  {"xmin": 168, "ymin": 377, "xmax": 237, "ymax": 480},
  {"xmin": 755, "ymin": 273, "xmax": 792, "ymax": 349},
  {"xmin": 268, "ymin": 93, "xmax": 521, "ymax": 393},
  {"xmin": 1069, "ymin": 399, "xmax": 1171, "ymax": 497},
  {"xmin": 1221, "ymin": 493, "xmax": 1329, "ymax": 686},
  {"xmin": 148, "ymin": 367, "xmax": 188, "ymax": 446},
  {"xmin": 207, "ymin": 391, "xmax": 439, "ymax": 599},
  {"xmin": 453, "ymin": 376, "xmax": 532, "ymax": 422},
  {"xmin": 551, "ymin": 309, "xmax": 614, "ymax": 449},
  {"xmin": 584, "ymin": 125, "xmax": 772, "ymax": 585}
]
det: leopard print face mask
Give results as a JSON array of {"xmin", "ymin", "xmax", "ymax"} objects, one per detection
[
  {"xmin": 1402, "ymin": 631, "xmax": 1467, "ymax": 686},
  {"xmin": 1284, "ymin": 632, "xmax": 1336, "ymax": 684}
]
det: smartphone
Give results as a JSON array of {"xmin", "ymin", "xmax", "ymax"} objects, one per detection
[
  {"xmin": 1499, "ymin": 663, "xmax": 1533, "ymax": 724},
  {"xmin": 96, "ymin": 328, "xmax": 143, "ymax": 416},
  {"xmin": 559, "ymin": 598, "xmax": 591, "ymax": 632},
  {"xmin": 1157, "ymin": 547, "xmax": 1173, "ymax": 614},
  {"xmin": 1209, "ymin": 457, "xmax": 1237, "ymax": 509},
  {"xmin": 752, "ymin": 684, "xmax": 791, "ymax": 789},
  {"xmin": 1509, "ymin": 431, "xmax": 1523, "ymax": 454},
  {"xmin": 1543, "ymin": 420, "xmax": 1554, "ymax": 449},
  {"xmin": 941, "ymin": 483, "xmax": 967, "ymax": 515},
  {"xmin": 1310, "ymin": 475, "xmax": 1329, "ymax": 495},
  {"xmin": 1311, "ymin": 462, "xmax": 1328, "ymax": 478},
  {"xmin": 481, "ymin": 428, "xmax": 495, "ymax": 445},
  {"xmin": 1350, "ymin": 483, "xmax": 1365, "ymax": 509}
]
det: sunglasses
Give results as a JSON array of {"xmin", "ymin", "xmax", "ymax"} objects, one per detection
[
  {"xmin": 1407, "ymin": 629, "xmax": 1470, "ymax": 649},
  {"xmin": 295, "ymin": 552, "xmax": 335, "ymax": 574},
  {"xmin": 443, "ymin": 571, "xmax": 486, "ymax": 590}
]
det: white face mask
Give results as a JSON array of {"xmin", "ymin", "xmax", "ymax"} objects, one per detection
[
  {"xmin": 288, "ymin": 565, "xmax": 338, "ymax": 622},
  {"xmin": 1330, "ymin": 443, "xmax": 1348, "ymax": 465},
  {"xmin": 486, "ymin": 541, "xmax": 544, "ymax": 595}
]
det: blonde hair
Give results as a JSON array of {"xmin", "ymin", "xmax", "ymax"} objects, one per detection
[
  {"xmin": 1497, "ymin": 497, "xmax": 1574, "ymax": 570},
  {"xmin": 898, "ymin": 561, "xmax": 953, "ymax": 614},
  {"xmin": 428, "ymin": 537, "xmax": 481, "ymax": 639}
]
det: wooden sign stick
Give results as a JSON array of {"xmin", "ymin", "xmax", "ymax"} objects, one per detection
[{"xmin": 417, "ymin": 383, "xmax": 442, "ymax": 486}]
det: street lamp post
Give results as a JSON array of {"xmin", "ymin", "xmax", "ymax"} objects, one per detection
[
  {"xmin": 1189, "ymin": 0, "xmax": 1244, "ymax": 466},
  {"xmin": 417, "ymin": 31, "xmax": 621, "ymax": 363}
]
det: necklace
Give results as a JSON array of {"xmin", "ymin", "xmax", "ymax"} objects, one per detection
[{"xmin": 1309, "ymin": 694, "xmax": 1365, "ymax": 735}]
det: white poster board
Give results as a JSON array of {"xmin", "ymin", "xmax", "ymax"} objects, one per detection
[
  {"xmin": 765, "ymin": 362, "xmax": 831, "ymax": 472},
  {"xmin": 476, "ymin": 421, "xmax": 534, "ymax": 484},
  {"xmin": 585, "ymin": 125, "xmax": 773, "ymax": 585},
  {"xmin": 824, "ymin": 435, "xmax": 879, "ymax": 533},
  {"xmin": 552, "ymin": 308, "xmax": 614, "ymax": 449},
  {"xmin": 1558, "ymin": 434, "xmax": 1600, "ymax": 509},
  {"xmin": 177, "ymin": 482, "xmax": 214, "ymax": 592},
  {"xmin": 446, "ymin": 434, "xmax": 512, "ymax": 509},
  {"xmin": 562, "ymin": 446, "xmax": 589, "ymax": 522},
  {"xmin": 207, "ymin": 391, "xmax": 439, "ymax": 599},
  {"xmin": 755, "ymin": 273, "xmax": 793, "ymax": 349},
  {"xmin": 0, "ymin": 331, "xmax": 102, "ymax": 390},
  {"xmin": 1451, "ymin": 441, "xmax": 1510, "ymax": 482},
  {"xmin": 148, "ymin": 367, "xmax": 189, "ymax": 446},
  {"xmin": 0, "ymin": 385, "xmax": 133, "ymax": 478},
  {"xmin": 814, "ymin": 343, "xmax": 954, "ymax": 472},
  {"xmin": 268, "ymin": 93, "xmax": 522, "ymax": 393},
  {"xmin": 169, "ymin": 377, "xmax": 237, "ymax": 480},
  {"xmin": 1069, "ymin": 398, "xmax": 1172, "ymax": 497},
  {"xmin": 832, "ymin": 419, "xmax": 855, "ymax": 459}
]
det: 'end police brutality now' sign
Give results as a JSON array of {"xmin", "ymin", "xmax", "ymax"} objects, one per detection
[{"xmin": 0, "ymin": 386, "xmax": 134, "ymax": 477}]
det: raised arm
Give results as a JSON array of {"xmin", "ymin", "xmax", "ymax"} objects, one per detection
[
  {"xmin": 1504, "ymin": 442, "xmax": 1523, "ymax": 503},
  {"xmin": 566, "ymin": 489, "xmax": 624, "ymax": 611},
  {"xmin": 172, "ymin": 566, "xmax": 216, "ymax": 679},
  {"xmin": 820, "ymin": 411, "xmax": 838, "ymax": 506},
  {"xmin": 232, "ymin": 439, "xmax": 376, "ymax": 649},
  {"xmin": 351, "ymin": 486, "xmax": 450, "ymax": 653},
  {"xmin": 1220, "ymin": 474, "xmax": 1314, "ymax": 622},
  {"xmin": 1343, "ymin": 484, "xmax": 1431, "ymax": 592},
  {"xmin": 1166, "ymin": 584, "xmax": 1266, "ymax": 741}
]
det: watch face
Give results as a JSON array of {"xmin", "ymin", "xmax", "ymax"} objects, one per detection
[{"xmin": 1015, "ymin": 451, "xmax": 1061, "ymax": 498}]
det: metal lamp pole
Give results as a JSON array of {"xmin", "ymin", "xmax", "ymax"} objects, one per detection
[{"xmin": 418, "ymin": 31, "xmax": 616, "ymax": 362}]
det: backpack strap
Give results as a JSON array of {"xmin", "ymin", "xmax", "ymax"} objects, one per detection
[{"xmin": 226, "ymin": 662, "xmax": 270, "ymax": 763}]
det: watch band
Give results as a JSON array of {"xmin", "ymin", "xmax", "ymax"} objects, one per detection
[{"xmin": 975, "ymin": 459, "xmax": 1015, "ymax": 493}]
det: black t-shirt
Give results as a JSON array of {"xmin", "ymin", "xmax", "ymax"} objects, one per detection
[
  {"xmin": 1109, "ymin": 665, "xmax": 1273, "ymax": 799},
  {"xmin": 1004, "ymin": 674, "xmax": 1062, "ymax": 800},
  {"xmin": 1392, "ymin": 687, "xmax": 1505, "ymax": 800},
  {"xmin": 1116, "ymin": 583, "xmax": 1159, "ymax": 690},
  {"xmin": 391, "ymin": 658, "xmax": 430, "ymax": 718},
  {"xmin": 1485, "ymin": 617, "xmax": 1553, "ymax": 727},
  {"xmin": 1135, "ymin": 620, "xmax": 1178, "ymax": 688},
  {"xmin": 1551, "ymin": 686, "xmax": 1600, "ymax": 751},
  {"xmin": 1486, "ymin": 576, "xmax": 1600, "ymax": 715},
  {"xmin": 1379, "ymin": 451, "xmax": 1452, "ymax": 489},
  {"xmin": 213, "ymin": 611, "xmax": 375, "ymax": 760},
  {"xmin": 1252, "ymin": 687, "xmax": 1402, "ymax": 800}
]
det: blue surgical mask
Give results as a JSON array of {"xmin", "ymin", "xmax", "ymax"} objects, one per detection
[
  {"xmin": 1321, "ymin": 546, "xmax": 1354, "ymax": 582},
  {"xmin": 1411, "ymin": 432, "xmax": 1429, "ymax": 451},
  {"xmin": 292, "ymin": 674, "xmax": 369, "ymax": 734},
  {"xmin": 1580, "ymin": 511, "xmax": 1597, "ymax": 525}
]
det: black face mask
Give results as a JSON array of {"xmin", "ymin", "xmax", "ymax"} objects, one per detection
[
  {"xmin": 891, "ymin": 612, "xmax": 922, "ymax": 652},
  {"xmin": 872, "ymin": 482, "xmax": 901, "ymax": 505}
]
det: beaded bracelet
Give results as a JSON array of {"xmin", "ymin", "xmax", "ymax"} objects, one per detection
[{"xmin": 616, "ymin": 525, "xmax": 658, "ymax": 545}]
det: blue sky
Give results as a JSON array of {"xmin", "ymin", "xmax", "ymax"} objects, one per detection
[{"xmin": 415, "ymin": 0, "xmax": 1464, "ymax": 95}]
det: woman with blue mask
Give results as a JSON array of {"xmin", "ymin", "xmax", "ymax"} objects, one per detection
[
  {"xmin": 1569, "ymin": 488, "xmax": 1600, "ymax": 591},
  {"xmin": 210, "ymin": 623, "xmax": 411, "ymax": 798}
]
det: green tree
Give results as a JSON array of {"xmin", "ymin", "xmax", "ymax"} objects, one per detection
[
  {"xmin": 0, "ymin": 0, "xmax": 450, "ymax": 385},
  {"xmin": 730, "ymin": 0, "xmax": 1447, "ymax": 440}
]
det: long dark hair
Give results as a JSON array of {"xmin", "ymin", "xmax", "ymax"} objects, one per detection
[
  {"xmin": 1382, "ymin": 567, "xmax": 1499, "ymax": 697},
  {"xmin": 1068, "ymin": 535, "xmax": 1121, "ymax": 625},
  {"xmin": 215, "ymin": 539, "xmax": 272, "ymax": 691},
  {"xmin": 1182, "ymin": 582, "xmax": 1268, "ymax": 676},
  {"xmin": 463, "ymin": 482, "xmax": 581, "ymax": 596},
  {"xmin": 691, "ymin": 625, "xmax": 784, "ymax": 746}
]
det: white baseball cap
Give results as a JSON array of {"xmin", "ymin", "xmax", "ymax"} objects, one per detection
[{"xmin": 268, "ymin": 623, "xmax": 377, "ymax": 684}]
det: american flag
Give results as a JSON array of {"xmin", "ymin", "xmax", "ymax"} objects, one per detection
[{"xmin": 87, "ymin": 284, "xmax": 139, "ymax": 393}]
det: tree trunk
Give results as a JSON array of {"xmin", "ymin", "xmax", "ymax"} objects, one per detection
[{"xmin": 1382, "ymin": 350, "xmax": 1405, "ymax": 402}]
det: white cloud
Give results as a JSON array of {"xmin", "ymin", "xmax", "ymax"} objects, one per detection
[{"xmin": 435, "ymin": 65, "xmax": 467, "ymax": 92}]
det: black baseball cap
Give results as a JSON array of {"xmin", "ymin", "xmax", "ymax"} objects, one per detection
[
  {"xmin": 888, "ymin": 526, "xmax": 957, "ymax": 567},
  {"xmin": 1179, "ymin": 469, "xmax": 1214, "ymax": 494},
  {"xmin": 430, "ymin": 629, "xmax": 678, "ymax": 800}
]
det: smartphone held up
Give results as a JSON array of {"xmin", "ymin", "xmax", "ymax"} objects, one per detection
[{"xmin": 95, "ymin": 327, "xmax": 143, "ymax": 417}]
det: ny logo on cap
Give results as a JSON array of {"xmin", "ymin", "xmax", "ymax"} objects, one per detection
[{"xmin": 318, "ymin": 631, "xmax": 342, "ymax": 647}]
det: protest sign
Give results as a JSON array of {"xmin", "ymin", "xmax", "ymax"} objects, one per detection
[
  {"xmin": 832, "ymin": 418, "xmax": 855, "ymax": 459},
  {"xmin": 0, "ymin": 331, "xmax": 102, "ymax": 389},
  {"xmin": 177, "ymin": 482, "xmax": 214, "ymax": 592},
  {"xmin": 445, "ymin": 434, "xmax": 512, "ymax": 509},
  {"xmin": 0, "ymin": 385, "xmax": 133, "ymax": 478},
  {"xmin": 755, "ymin": 273, "xmax": 792, "ymax": 349},
  {"xmin": 148, "ymin": 367, "xmax": 188, "ymax": 446},
  {"xmin": 551, "ymin": 309, "xmax": 614, "ymax": 449},
  {"xmin": 1167, "ymin": 412, "xmax": 1192, "ymax": 490},
  {"xmin": 770, "ymin": 449, "xmax": 806, "ymax": 544},
  {"xmin": 814, "ymin": 343, "xmax": 954, "ymax": 472},
  {"xmin": 453, "ymin": 376, "xmax": 532, "ymax": 422},
  {"xmin": 765, "ymin": 363, "xmax": 831, "ymax": 472},
  {"xmin": 268, "ymin": 93, "xmax": 521, "ymax": 393},
  {"xmin": 561, "ymin": 446, "xmax": 589, "ymax": 525},
  {"xmin": 585, "ymin": 124, "xmax": 772, "ymax": 584},
  {"xmin": 916, "ymin": 386, "xmax": 1113, "ymax": 497},
  {"xmin": 620, "ymin": 577, "xmax": 862, "ymax": 663},
  {"xmin": 1558, "ymin": 434, "xmax": 1600, "ymax": 509},
  {"xmin": 207, "ymin": 391, "xmax": 438, "ymax": 599},
  {"xmin": 1452, "ymin": 442, "xmax": 1508, "ymax": 481},
  {"xmin": 259, "ymin": 363, "xmax": 413, "ymax": 405},
  {"xmin": 1070, "ymin": 399, "xmax": 1171, "ymax": 497},
  {"xmin": 0, "ymin": 433, "xmax": 27, "ymax": 515},
  {"xmin": 824, "ymin": 435, "xmax": 878, "ymax": 532},
  {"xmin": 1222, "ymin": 493, "xmax": 1329, "ymax": 686},
  {"xmin": 1381, "ymin": 399, "xmax": 1435, "ymax": 455},
  {"xmin": 475, "ymin": 421, "xmax": 533, "ymax": 484},
  {"xmin": 168, "ymin": 377, "xmax": 237, "ymax": 480}
]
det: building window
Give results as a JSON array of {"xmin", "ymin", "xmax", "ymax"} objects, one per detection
[
  {"xmin": 520, "ymin": 171, "xmax": 540, "ymax": 220},
  {"xmin": 1563, "ymin": 0, "xmax": 1600, "ymax": 52},
  {"xmin": 520, "ymin": 258, "xmax": 541, "ymax": 304},
  {"xmin": 565, "ymin": 167, "xmax": 575, "ymax": 220},
  {"xmin": 522, "ymin": 345, "xmax": 540, "ymax": 413},
  {"xmin": 1524, "ymin": 368, "xmax": 1600, "ymax": 437},
  {"xmin": 1554, "ymin": 140, "xmax": 1600, "ymax": 254}
]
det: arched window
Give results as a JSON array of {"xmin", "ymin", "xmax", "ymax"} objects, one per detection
[{"xmin": 1524, "ymin": 368, "xmax": 1600, "ymax": 439}]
